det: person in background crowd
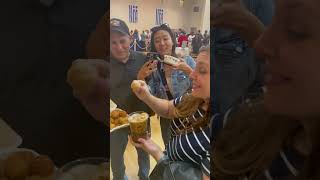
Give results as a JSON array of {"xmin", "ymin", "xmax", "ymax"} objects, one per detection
[
  {"xmin": 177, "ymin": 28, "xmax": 182, "ymax": 36},
  {"xmin": 145, "ymin": 29, "xmax": 151, "ymax": 51},
  {"xmin": 174, "ymin": 31, "xmax": 179, "ymax": 39},
  {"xmin": 140, "ymin": 30, "xmax": 147, "ymax": 51},
  {"xmin": 188, "ymin": 31, "xmax": 195, "ymax": 52},
  {"xmin": 133, "ymin": 29, "xmax": 141, "ymax": 42},
  {"xmin": 212, "ymin": 0, "xmax": 320, "ymax": 179},
  {"xmin": 202, "ymin": 30, "xmax": 209, "ymax": 46},
  {"xmin": 130, "ymin": 30, "xmax": 134, "ymax": 39},
  {"xmin": 137, "ymin": 23, "xmax": 195, "ymax": 146},
  {"xmin": 178, "ymin": 30, "xmax": 188, "ymax": 47},
  {"xmin": 132, "ymin": 29, "xmax": 142, "ymax": 51},
  {"xmin": 198, "ymin": 30, "xmax": 204, "ymax": 41},
  {"xmin": 192, "ymin": 30, "xmax": 203, "ymax": 54},
  {"xmin": 212, "ymin": 0, "xmax": 274, "ymax": 114},
  {"xmin": 188, "ymin": 31, "xmax": 195, "ymax": 42}
]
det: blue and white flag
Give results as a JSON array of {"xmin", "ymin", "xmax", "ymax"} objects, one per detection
[
  {"xmin": 156, "ymin": 8, "xmax": 164, "ymax": 25},
  {"xmin": 129, "ymin": 5, "xmax": 138, "ymax": 23}
]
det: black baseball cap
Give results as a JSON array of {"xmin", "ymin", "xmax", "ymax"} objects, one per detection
[{"xmin": 110, "ymin": 18, "xmax": 130, "ymax": 36}]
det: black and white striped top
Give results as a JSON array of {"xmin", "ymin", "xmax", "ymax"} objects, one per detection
[
  {"xmin": 166, "ymin": 94, "xmax": 211, "ymax": 176},
  {"xmin": 253, "ymin": 146, "xmax": 304, "ymax": 180}
]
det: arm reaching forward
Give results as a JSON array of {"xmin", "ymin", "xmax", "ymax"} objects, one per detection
[{"xmin": 131, "ymin": 80, "xmax": 177, "ymax": 119}]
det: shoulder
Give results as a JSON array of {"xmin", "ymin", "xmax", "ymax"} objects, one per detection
[
  {"xmin": 173, "ymin": 93, "xmax": 187, "ymax": 107},
  {"xmin": 173, "ymin": 92, "xmax": 196, "ymax": 107}
]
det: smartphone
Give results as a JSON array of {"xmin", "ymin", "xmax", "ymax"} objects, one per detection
[{"xmin": 146, "ymin": 52, "xmax": 162, "ymax": 61}]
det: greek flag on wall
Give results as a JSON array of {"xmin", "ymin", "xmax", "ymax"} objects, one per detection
[
  {"xmin": 156, "ymin": 8, "xmax": 164, "ymax": 25},
  {"xmin": 129, "ymin": 5, "xmax": 138, "ymax": 23}
]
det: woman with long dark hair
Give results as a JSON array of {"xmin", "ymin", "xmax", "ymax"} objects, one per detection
[{"xmin": 137, "ymin": 24, "xmax": 196, "ymax": 146}]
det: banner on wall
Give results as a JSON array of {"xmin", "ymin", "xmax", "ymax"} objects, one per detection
[
  {"xmin": 129, "ymin": 5, "xmax": 138, "ymax": 23},
  {"xmin": 156, "ymin": 8, "xmax": 164, "ymax": 25}
]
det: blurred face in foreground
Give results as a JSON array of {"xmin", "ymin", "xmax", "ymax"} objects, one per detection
[{"xmin": 255, "ymin": 0, "xmax": 320, "ymax": 118}]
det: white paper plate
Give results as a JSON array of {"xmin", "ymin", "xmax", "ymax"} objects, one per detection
[
  {"xmin": 110, "ymin": 123, "xmax": 129, "ymax": 133},
  {"xmin": 110, "ymin": 99, "xmax": 117, "ymax": 112},
  {"xmin": 0, "ymin": 118, "xmax": 22, "ymax": 154}
]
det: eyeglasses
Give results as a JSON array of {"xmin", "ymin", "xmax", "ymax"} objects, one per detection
[{"xmin": 151, "ymin": 23, "xmax": 170, "ymax": 32}]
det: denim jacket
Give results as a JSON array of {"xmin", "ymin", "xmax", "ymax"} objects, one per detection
[{"xmin": 147, "ymin": 55, "xmax": 196, "ymax": 99}]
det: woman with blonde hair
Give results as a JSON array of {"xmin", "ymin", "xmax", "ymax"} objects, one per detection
[{"xmin": 132, "ymin": 46, "xmax": 211, "ymax": 180}]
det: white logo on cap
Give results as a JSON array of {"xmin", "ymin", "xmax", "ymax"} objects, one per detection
[{"xmin": 110, "ymin": 19, "xmax": 120, "ymax": 27}]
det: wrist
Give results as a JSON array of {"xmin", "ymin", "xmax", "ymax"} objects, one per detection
[
  {"xmin": 144, "ymin": 92, "xmax": 153, "ymax": 103},
  {"xmin": 137, "ymin": 72, "xmax": 145, "ymax": 80},
  {"xmin": 185, "ymin": 66, "xmax": 193, "ymax": 75},
  {"xmin": 152, "ymin": 150, "xmax": 164, "ymax": 162}
]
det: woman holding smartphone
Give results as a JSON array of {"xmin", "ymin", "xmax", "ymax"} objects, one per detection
[{"xmin": 137, "ymin": 24, "xmax": 196, "ymax": 146}]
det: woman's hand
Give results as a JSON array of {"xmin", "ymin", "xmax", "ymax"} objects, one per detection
[
  {"xmin": 67, "ymin": 59, "xmax": 108, "ymax": 123},
  {"xmin": 137, "ymin": 60, "xmax": 158, "ymax": 80},
  {"xmin": 212, "ymin": 0, "xmax": 264, "ymax": 46},
  {"xmin": 172, "ymin": 60, "xmax": 193, "ymax": 75},
  {"xmin": 67, "ymin": 59, "xmax": 108, "ymax": 100},
  {"xmin": 212, "ymin": 0, "xmax": 249, "ymax": 28},
  {"xmin": 130, "ymin": 137, "xmax": 164, "ymax": 162},
  {"xmin": 132, "ymin": 80, "xmax": 176, "ymax": 119},
  {"xmin": 131, "ymin": 80, "xmax": 152, "ymax": 102},
  {"xmin": 203, "ymin": 174, "xmax": 210, "ymax": 180}
]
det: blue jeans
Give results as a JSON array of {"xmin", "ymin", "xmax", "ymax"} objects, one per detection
[
  {"xmin": 159, "ymin": 117, "xmax": 171, "ymax": 146},
  {"xmin": 110, "ymin": 126, "xmax": 150, "ymax": 180}
]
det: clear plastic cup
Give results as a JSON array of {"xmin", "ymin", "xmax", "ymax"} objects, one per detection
[{"xmin": 128, "ymin": 111, "xmax": 149, "ymax": 143}]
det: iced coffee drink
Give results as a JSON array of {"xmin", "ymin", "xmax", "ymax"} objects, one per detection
[{"xmin": 128, "ymin": 111, "xmax": 149, "ymax": 143}]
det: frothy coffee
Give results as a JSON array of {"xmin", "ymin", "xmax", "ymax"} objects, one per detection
[{"xmin": 129, "ymin": 113, "xmax": 148, "ymax": 123}]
